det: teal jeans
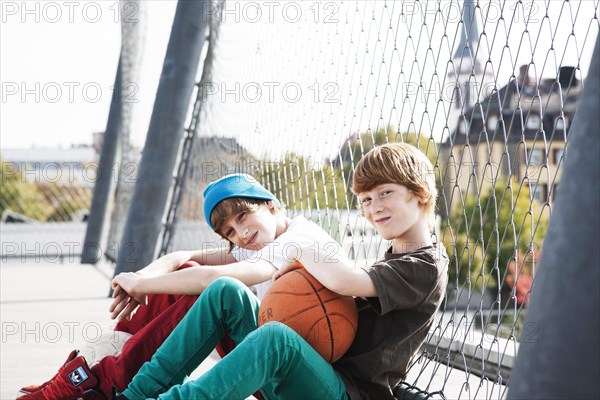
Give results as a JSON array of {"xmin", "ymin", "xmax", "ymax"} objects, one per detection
[{"xmin": 122, "ymin": 277, "xmax": 349, "ymax": 400}]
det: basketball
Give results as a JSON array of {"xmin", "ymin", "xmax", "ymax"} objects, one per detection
[{"xmin": 258, "ymin": 266, "xmax": 358, "ymax": 363}]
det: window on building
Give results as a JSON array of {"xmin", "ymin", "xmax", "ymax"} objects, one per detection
[
  {"xmin": 453, "ymin": 83, "xmax": 462, "ymax": 108},
  {"xmin": 553, "ymin": 148, "xmax": 565, "ymax": 165},
  {"xmin": 555, "ymin": 116, "xmax": 569, "ymax": 131},
  {"xmin": 529, "ymin": 148, "xmax": 545, "ymax": 167},
  {"xmin": 457, "ymin": 118, "xmax": 467, "ymax": 135},
  {"xmin": 531, "ymin": 183, "xmax": 547, "ymax": 203},
  {"xmin": 526, "ymin": 113, "xmax": 541, "ymax": 130},
  {"xmin": 486, "ymin": 114, "xmax": 499, "ymax": 131}
]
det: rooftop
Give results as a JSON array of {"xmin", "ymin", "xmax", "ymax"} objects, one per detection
[{"xmin": 1, "ymin": 146, "xmax": 98, "ymax": 164}]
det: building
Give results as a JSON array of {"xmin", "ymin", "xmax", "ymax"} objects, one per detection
[
  {"xmin": 438, "ymin": 0, "xmax": 584, "ymax": 215},
  {"xmin": 445, "ymin": 0, "xmax": 496, "ymax": 135},
  {"xmin": 1, "ymin": 145, "xmax": 99, "ymax": 188},
  {"xmin": 441, "ymin": 64, "xmax": 582, "ymax": 213}
]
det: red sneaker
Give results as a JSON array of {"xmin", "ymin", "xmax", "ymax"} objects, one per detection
[
  {"xmin": 17, "ymin": 355, "xmax": 106, "ymax": 400},
  {"xmin": 19, "ymin": 350, "xmax": 79, "ymax": 394}
]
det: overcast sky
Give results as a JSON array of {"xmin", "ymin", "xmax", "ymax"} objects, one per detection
[
  {"xmin": 2, "ymin": 0, "xmax": 597, "ymax": 155},
  {"xmin": 1, "ymin": 1, "xmax": 177, "ymax": 149}
]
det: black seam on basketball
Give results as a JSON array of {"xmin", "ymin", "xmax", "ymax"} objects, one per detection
[
  {"xmin": 267, "ymin": 291, "xmax": 315, "ymax": 296},
  {"xmin": 278, "ymin": 304, "xmax": 322, "ymax": 322},
  {"xmin": 325, "ymin": 312, "xmax": 358, "ymax": 330},
  {"xmin": 294, "ymin": 270, "xmax": 335, "ymax": 362},
  {"xmin": 322, "ymin": 295, "xmax": 344, "ymax": 302}
]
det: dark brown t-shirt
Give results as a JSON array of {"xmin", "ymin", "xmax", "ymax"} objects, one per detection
[{"xmin": 333, "ymin": 244, "xmax": 449, "ymax": 400}]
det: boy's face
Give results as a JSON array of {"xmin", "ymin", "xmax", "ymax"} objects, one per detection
[
  {"xmin": 218, "ymin": 202, "xmax": 281, "ymax": 250},
  {"xmin": 358, "ymin": 183, "xmax": 427, "ymax": 247}
]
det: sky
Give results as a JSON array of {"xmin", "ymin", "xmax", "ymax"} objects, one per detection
[
  {"xmin": 198, "ymin": 0, "xmax": 599, "ymax": 161},
  {"xmin": 1, "ymin": 1, "xmax": 178, "ymax": 149},
  {"xmin": 1, "ymin": 0, "xmax": 598, "ymax": 155}
]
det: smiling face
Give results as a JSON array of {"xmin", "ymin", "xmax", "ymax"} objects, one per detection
[
  {"xmin": 358, "ymin": 183, "xmax": 432, "ymax": 252},
  {"xmin": 218, "ymin": 201, "xmax": 286, "ymax": 251},
  {"xmin": 352, "ymin": 143, "xmax": 438, "ymax": 233}
]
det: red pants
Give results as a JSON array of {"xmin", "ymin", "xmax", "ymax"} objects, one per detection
[{"xmin": 90, "ymin": 262, "xmax": 238, "ymax": 398}]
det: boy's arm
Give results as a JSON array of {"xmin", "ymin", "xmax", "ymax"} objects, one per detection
[
  {"xmin": 129, "ymin": 260, "xmax": 276, "ymax": 295},
  {"xmin": 109, "ymin": 248, "xmax": 235, "ymax": 321},
  {"xmin": 110, "ymin": 259, "xmax": 276, "ymax": 320},
  {"xmin": 290, "ymin": 247, "xmax": 377, "ymax": 298},
  {"xmin": 136, "ymin": 248, "xmax": 236, "ymax": 277}
]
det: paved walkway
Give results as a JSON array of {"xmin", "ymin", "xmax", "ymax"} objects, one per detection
[
  {"xmin": 0, "ymin": 259, "xmax": 219, "ymax": 400},
  {"xmin": 1, "ymin": 258, "xmax": 502, "ymax": 400}
]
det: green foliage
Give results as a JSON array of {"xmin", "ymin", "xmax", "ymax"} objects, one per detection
[
  {"xmin": 261, "ymin": 154, "xmax": 349, "ymax": 212},
  {"xmin": 0, "ymin": 159, "xmax": 53, "ymax": 221},
  {"xmin": 443, "ymin": 182, "xmax": 548, "ymax": 292},
  {"xmin": 334, "ymin": 126, "xmax": 439, "ymax": 181},
  {"xmin": 441, "ymin": 227, "xmax": 485, "ymax": 290},
  {"xmin": 0, "ymin": 159, "xmax": 91, "ymax": 222},
  {"xmin": 262, "ymin": 127, "xmax": 440, "ymax": 213},
  {"xmin": 38, "ymin": 183, "xmax": 92, "ymax": 222}
]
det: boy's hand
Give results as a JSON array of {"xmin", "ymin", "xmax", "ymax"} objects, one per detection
[
  {"xmin": 109, "ymin": 287, "xmax": 142, "ymax": 321},
  {"xmin": 110, "ymin": 273, "xmax": 148, "ymax": 321},
  {"xmin": 272, "ymin": 261, "xmax": 303, "ymax": 281}
]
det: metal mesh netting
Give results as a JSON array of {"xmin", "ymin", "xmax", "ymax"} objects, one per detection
[
  {"xmin": 160, "ymin": 1, "xmax": 599, "ymax": 398},
  {"xmin": 158, "ymin": 0, "xmax": 230, "ymax": 255},
  {"xmin": 105, "ymin": 0, "xmax": 146, "ymax": 261}
]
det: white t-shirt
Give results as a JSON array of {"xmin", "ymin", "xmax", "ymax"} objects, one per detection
[{"xmin": 230, "ymin": 215, "xmax": 350, "ymax": 299}]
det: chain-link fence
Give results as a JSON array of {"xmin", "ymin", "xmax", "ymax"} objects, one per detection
[
  {"xmin": 1, "ymin": 0, "xmax": 145, "ymax": 262},
  {"xmin": 158, "ymin": 1, "xmax": 598, "ymax": 398},
  {"xmin": 2, "ymin": 0, "xmax": 597, "ymax": 396}
]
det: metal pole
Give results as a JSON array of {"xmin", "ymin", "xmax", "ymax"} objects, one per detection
[
  {"xmin": 508, "ymin": 37, "xmax": 600, "ymax": 399},
  {"xmin": 81, "ymin": 58, "xmax": 122, "ymax": 264},
  {"xmin": 82, "ymin": 0, "xmax": 145, "ymax": 264},
  {"xmin": 113, "ymin": 0, "xmax": 209, "ymax": 275}
]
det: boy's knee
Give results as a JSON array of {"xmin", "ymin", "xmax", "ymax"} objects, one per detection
[
  {"xmin": 206, "ymin": 276, "xmax": 245, "ymax": 293},
  {"xmin": 262, "ymin": 321, "xmax": 288, "ymax": 332},
  {"xmin": 202, "ymin": 277, "xmax": 253, "ymax": 307},
  {"xmin": 247, "ymin": 322, "xmax": 301, "ymax": 349}
]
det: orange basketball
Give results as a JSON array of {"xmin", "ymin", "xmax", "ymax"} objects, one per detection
[{"xmin": 258, "ymin": 267, "xmax": 358, "ymax": 363}]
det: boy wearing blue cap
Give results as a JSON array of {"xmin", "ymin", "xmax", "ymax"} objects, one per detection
[
  {"xmin": 113, "ymin": 143, "xmax": 448, "ymax": 400},
  {"xmin": 19, "ymin": 174, "xmax": 346, "ymax": 400}
]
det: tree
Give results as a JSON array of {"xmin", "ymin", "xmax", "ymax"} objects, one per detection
[
  {"xmin": 442, "ymin": 181, "xmax": 548, "ymax": 303},
  {"xmin": 38, "ymin": 183, "xmax": 92, "ymax": 222},
  {"xmin": 1, "ymin": 159, "xmax": 92, "ymax": 222},
  {"xmin": 0, "ymin": 159, "xmax": 53, "ymax": 221},
  {"xmin": 262, "ymin": 127, "xmax": 441, "ymax": 213},
  {"xmin": 261, "ymin": 153, "xmax": 349, "ymax": 212},
  {"xmin": 331, "ymin": 126, "xmax": 439, "ymax": 180}
]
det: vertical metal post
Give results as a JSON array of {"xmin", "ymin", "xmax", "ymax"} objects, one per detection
[
  {"xmin": 81, "ymin": 58, "xmax": 122, "ymax": 264},
  {"xmin": 113, "ymin": 0, "xmax": 209, "ymax": 274},
  {"xmin": 508, "ymin": 37, "xmax": 600, "ymax": 399},
  {"xmin": 82, "ymin": 0, "xmax": 145, "ymax": 264}
]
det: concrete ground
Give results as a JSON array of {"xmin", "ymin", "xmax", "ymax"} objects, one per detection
[
  {"xmin": 1, "ymin": 258, "xmax": 503, "ymax": 400},
  {"xmin": 0, "ymin": 259, "xmax": 220, "ymax": 400}
]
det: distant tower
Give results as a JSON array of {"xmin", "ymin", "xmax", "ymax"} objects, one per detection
[{"xmin": 446, "ymin": 0, "xmax": 494, "ymax": 136}]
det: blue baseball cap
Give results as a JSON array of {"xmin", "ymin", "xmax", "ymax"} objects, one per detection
[{"xmin": 203, "ymin": 173, "xmax": 277, "ymax": 229}]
